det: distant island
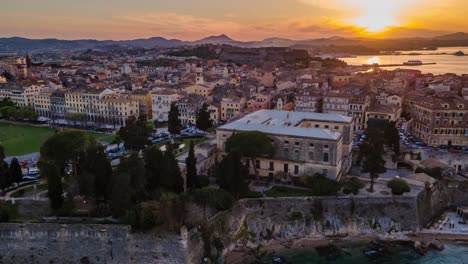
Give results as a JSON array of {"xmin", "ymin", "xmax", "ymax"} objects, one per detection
[
  {"xmin": 454, "ymin": 51, "xmax": 465, "ymax": 56},
  {"xmin": 3, "ymin": 32, "xmax": 468, "ymax": 54}
]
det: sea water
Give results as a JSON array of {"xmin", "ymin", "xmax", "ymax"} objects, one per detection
[{"xmin": 250, "ymin": 242, "xmax": 468, "ymax": 264}]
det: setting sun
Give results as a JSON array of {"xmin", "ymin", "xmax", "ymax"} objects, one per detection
[
  {"xmin": 366, "ymin": 56, "xmax": 380, "ymax": 64},
  {"xmin": 347, "ymin": 0, "xmax": 408, "ymax": 33}
]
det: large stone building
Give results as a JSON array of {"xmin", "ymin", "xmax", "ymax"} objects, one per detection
[
  {"xmin": 151, "ymin": 89, "xmax": 181, "ymax": 122},
  {"xmin": 409, "ymin": 97, "xmax": 468, "ymax": 146},
  {"xmin": 294, "ymin": 89, "xmax": 322, "ymax": 113},
  {"xmin": 217, "ymin": 110, "xmax": 354, "ymax": 181}
]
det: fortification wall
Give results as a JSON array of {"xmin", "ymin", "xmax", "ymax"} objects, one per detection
[{"xmin": 0, "ymin": 223, "xmax": 186, "ymax": 264}]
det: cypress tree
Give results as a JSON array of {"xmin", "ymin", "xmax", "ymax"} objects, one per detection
[
  {"xmin": 168, "ymin": 102, "xmax": 182, "ymax": 136},
  {"xmin": 185, "ymin": 141, "xmax": 197, "ymax": 190},
  {"xmin": 196, "ymin": 103, "xmax": 212, "ymax": 131},
  {"xmin": 9, "ymin": 158, "xmax": 22, "ymax": 187}
]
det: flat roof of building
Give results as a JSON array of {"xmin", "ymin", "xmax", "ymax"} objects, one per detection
[{"xmin": 218, "ymin": 110, "xmax": 351, "ymax": 141}]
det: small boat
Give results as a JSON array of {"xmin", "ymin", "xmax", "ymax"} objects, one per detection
[
  {"xmin": 454, "ymin": 51, "xmax": 465, "ymax": 56},
  {"xmin": 403, "ymin": 60, "xmax": 423, "ymax": 66},
  {"xmin": 272, "ymin": 255, "xmax": 287, "ymax": 264}
]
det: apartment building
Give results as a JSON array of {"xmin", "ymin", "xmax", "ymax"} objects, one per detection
[
  {"xmin": 294, "ymin": 89, "xmax": 322, "ymax": 113},
  {"xmin": 151, "ymin": 89, "xmax": 181, "ymax": 122},
  {"xmin": 409, "ymin": 98, "xmax": 468, "ymax": 146},
  {"xmin": 124, "ymin": 90, "xmax": 152, "ymax": 119},
  {"xmin": 221, "ymin": 97, "xmax": 246, "ymax": 122},
  {"xmin": 217, "ymin": 110, "xmax": 354, "ymax": 181},
  {"xmin": 176, "ymin": 94, "xmax": 205, "ymax": 125}
]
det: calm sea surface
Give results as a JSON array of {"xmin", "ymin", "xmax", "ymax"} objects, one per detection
[
  {"xmin": 340, "ymin": 47, "xmax": 468, "ymax": 75},
  {"xmin": 248, "ymin": 242, "xmax": 468, "ymax": 264}
]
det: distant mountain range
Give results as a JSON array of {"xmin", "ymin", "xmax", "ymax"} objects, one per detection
[{"xmin": 2, "ymin": 32, "xmax": 468, "ymax": 53}]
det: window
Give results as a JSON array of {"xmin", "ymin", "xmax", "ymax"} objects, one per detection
[
  {"xmin": 283, "ymin": 164, "xmax": 288, "ymax": 173},
  {"xmin": 295, "ymin": 142, "xmax": 300, "ymax": 146},
  {"xmin": 324, "ymin": 144, "xmax": 329, "ymax": 149},
  {"xmin": 294, "ymin": 165, "xmax": 299, "ymax": 175},
  {"xmin": 269, "ymin": 162, "xmax": 274, "ymax": 171},
  {"xmin": 323, "ymin": 153, "xmax": 329, "ymax": 162},
  {"xmin": 309, "ymin": 143, "xmax": 315, "ymax": 147},
  {"xmin": 256, "ymin": 160, "xmax": 260, "ymax": 169},
  {"xmin": 284, "ymin": 140, "xmax": 289, "ymax": 144},
  {"xmin": 293, "ymin": 150, "xmax": 300, "ymax": 160},
  {"xmin": 325, "ymin": 125, "xmax": 329, "ymax": 129},
  {"xmin": 334, "ymin": 126, "xmax": 339, "ymax": 130},
  {"xmin": 315, "ymin": 124, "xmax": 320, "ymax": 128}
]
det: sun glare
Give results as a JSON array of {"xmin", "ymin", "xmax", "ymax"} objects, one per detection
[
  {"xmin": 366, "ymin": 56, "xmax": 380, "ymax": 64},
  {"xmin": 348, "ymin": 0, "xmax": 408, "ymax": 33}
]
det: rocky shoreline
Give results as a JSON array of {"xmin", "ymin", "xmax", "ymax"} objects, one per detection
[{"xmin": 224, "ymin": 233, "xmax": 468, "ymax": 264}]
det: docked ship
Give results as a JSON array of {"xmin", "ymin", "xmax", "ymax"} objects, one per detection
[{"xmin": 403, "ymin": 60, "xmax": 423, "ymax": 66}]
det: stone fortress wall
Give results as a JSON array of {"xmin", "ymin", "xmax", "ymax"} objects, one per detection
[{"xmin": 0, "ymin": 223, "xmax": 186, "ymax": 264}]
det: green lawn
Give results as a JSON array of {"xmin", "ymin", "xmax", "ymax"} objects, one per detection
[
  {"xmin": 0, "ymin": 123, "xmax": 115, "ymax": 156},
  {"xmin": 264, "ymin": 186, "xmax": 314, "ymax": 198}
]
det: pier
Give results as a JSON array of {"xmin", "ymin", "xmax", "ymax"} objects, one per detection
[{"xmin": 359, "ymin": 62, "xmax": 437, "ymax": 68}]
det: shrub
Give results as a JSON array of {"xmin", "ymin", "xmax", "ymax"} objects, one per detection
[
  {"xmin": 196, "ymin": 176, "xmax": 210, "ymax": 188},
  {"xmin": 342, "ymin": 177, "xmax": 365, "ymax": 195},
  {"xmin": 387, "ymin": 178, "xmax": 411, "ymax": 195},
  {"xmin": 301, "ymin": 174, "xmax": 341, "ymax": 196}
]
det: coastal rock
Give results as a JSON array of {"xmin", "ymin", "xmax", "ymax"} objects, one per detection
[
  {"xmin": 413, "ymin": 241, "xmax": 429, "ymax": 255},
  {"xmin": 429, "ymin": 239, "xmax": 445, "ymax": 251}
]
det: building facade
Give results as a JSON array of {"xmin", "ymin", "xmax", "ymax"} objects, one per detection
[{"xmin": 217, "ymin": 110, "xmax": 354, "ymax": 181}]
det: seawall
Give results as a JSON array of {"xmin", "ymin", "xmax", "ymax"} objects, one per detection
[{"xmin": 0, "ymin": 223, "xmax": 186, "ymax": 264}]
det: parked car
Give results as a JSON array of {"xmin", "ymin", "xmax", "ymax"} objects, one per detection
[
  {"xmin": 28, "ymin": 168, "xmax": 40, "ymax": 176},
  {"xmin": 22, "ymin": 175, "xmax": 39, "ymax": 182}
]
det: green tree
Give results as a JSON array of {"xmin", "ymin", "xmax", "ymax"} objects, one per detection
[
  {"xmin": 111, "ymin": 172, "xmax": 132, "ymax": 217},
  {"xmin": 144, "ymin": 145, "xmax": 165, "ymax": 194},
  {"xmin": 387, "ymin": 178, "xmax": 411, "ymax": 195},
  {"xmin": 196, "ymin": 103, "xmax": 212, "ymax": 131},
  {"xmin": 0, "ymin": 106, "xmax": 16, "ymax": 119},
  {"xmin": 342, "ymin": 177, "xmax": 365, "ymax": 195},
  {"xmin": 192, "ymin": 187, "xmax": 235, "ymax": 219},
  {"xmin": 358, "ymin": 128, "xmax": 387, "ymax": 193},
  {"xmin": 185, "ymin": 141, "xmax": 197, "ymax": 190},
  {"xmin": 118, "ymin": 154, "xmax": 146, "ymax": 202},
  {"xmin": 40, "ymin": 130, "xmax": 97, "ymax": 177},
  {"xmin": 17, "ymin": 107, "xmax": 38, "ymax": 121},
  {"xmin": 0, "ymin": 145, "xmax": 4, "ymax": 161},
  {"xmin": 9, "ymin": 158, "xmax": 23, "ymax": 187},
  {"xmin": 41, "ymin": 162, "xmax": 63, "ymax": 210},
  {"xmin": 66, "ymin": 113, "xmax": 82, "ymax": 128},
  {"xmin": 168, "ymin": 102, "xmax": 181, "ymax": 136},
  {"xmin": 301, "ymin": 174, "xmax": 341, "ymax": 196},
  {"xmin": 160, "ymin": 144, "xmax": 183, "ymax": 193},
  {"xmin": 80, "ymin": 145, "xmax": 112, "ymax": 199},
  {"xmin": 0, "ymin": 160, "xmax": 10, "ymax": 194},
  {"xmin": 118, "ymin": 115, "xmax": 150, "ymax": 152},
  {"xmin": 384, "ymin": 121, "xmax": 400, "ymax": 162},
  {"xmin": 0, "ymin": 98, "xmax": 15, "ymax": 108},
  {"xmin": 217, "ymin": 151, "xmax": 249, "ymax": 199},
  {"xmin": 225, "ymin": 131, "xmax": 275, "ymax": 178}
]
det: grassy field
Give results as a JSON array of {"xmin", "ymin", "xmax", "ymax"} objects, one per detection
[{"xmin": 0, "ymin": 123, "xmax": 115, "ymax": 156}]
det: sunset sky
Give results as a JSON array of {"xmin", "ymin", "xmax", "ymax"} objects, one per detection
[{"xmin": 1, "ymin": 0, "xmax": 467, "ymax": 40}]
